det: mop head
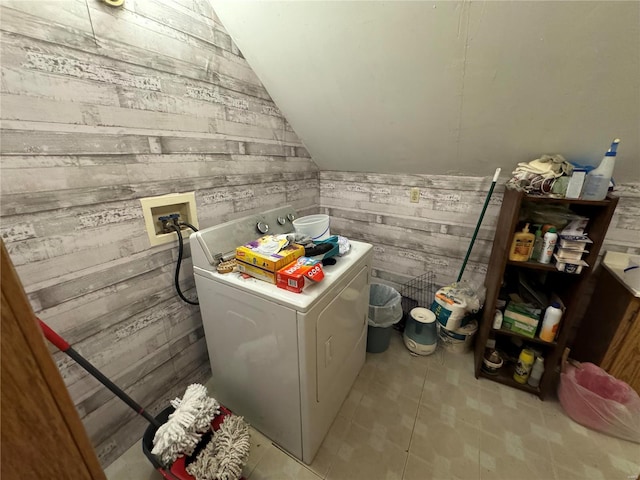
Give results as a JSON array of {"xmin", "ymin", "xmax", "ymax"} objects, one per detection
[
  {"xmin": 186, "ymin": 415, "xmax": 251, "ymax": 480},
  {"xmin": 151, "ymin": 384, "xmax": 220, "ymax": 465}
]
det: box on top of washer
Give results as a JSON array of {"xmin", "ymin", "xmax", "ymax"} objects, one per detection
[{"xmin": 236, "ymin": 236, "xmax": 304, "ymax": 279}]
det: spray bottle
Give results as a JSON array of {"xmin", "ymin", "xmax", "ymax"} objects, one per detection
[
  {"xmin": 581, "ymin": 139, "xmax": 620, "ymax": 201},
  {"xmin": 538, "ymin": 227, "xmax": 558, "ymax": 264}
]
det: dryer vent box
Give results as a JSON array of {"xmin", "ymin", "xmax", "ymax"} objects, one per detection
[{"xmin": 140, "ymin": 192, "xmax": 198, "ymax": 246}]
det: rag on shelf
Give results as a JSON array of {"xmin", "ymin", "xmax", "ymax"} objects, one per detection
[{"xmin": 507, "ymin": 154, "xmax": 574, "ymax": 194}]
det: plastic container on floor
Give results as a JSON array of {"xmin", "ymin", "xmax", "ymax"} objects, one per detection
[
  {"xmin": 366, "ymin": 283, "xmax": 403, "ymax": 353},
  {"xmin": 366, "ymin": 325, "xmax": 394, "ymax": 353},
  {"xmin": 559, "ymin": 361, "xmax": 640, "ymax": 443},
  {"xmin": 438, "ymin": 320, "xmax": 478, "ymax": 354},
  {"xmin": 403, "ymin": 307, "xmax": 437, "ymax": 355}
]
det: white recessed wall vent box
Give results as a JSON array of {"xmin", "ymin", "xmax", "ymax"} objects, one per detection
[{"xmin": 140, "ymin": 192, "xmax": 199, "ymax": 246}]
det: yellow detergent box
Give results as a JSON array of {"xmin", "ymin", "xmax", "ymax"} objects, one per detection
[
  {"xmin": 235, "ymin": 237, "xmax": 304, "ymax": 273},
  {"xmin": 236, "ymin": 261, "xmax": 278, "ymax": 284}
]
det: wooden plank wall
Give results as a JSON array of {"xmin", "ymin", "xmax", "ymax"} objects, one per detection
[
  {"xmin": 0, "ymin": 0, "xmax": 318, "ymax": 467},
  {"xmin": 320, "ymin": 171, "xmax": 640, "ymax": 293},
  {"xmin": 2, "ymin": 0, "xmax": 637, "ymax": 469}
]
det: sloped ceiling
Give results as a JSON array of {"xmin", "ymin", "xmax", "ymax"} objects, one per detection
[{"xmin": 212, "ymin": 1, "xmax": 640, "ymax": 180}]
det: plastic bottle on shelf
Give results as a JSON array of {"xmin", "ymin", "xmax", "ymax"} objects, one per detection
[
  {"xmin": 527, "ymin": 357, "xmax": 545, "ymax": 388},
  {"xmin": 540, "ymin": 303, "xmax": 563, "ymax": 342},
  {"xmin": 530, "ymin": 226, "xmax": 543, "ymax": 261},
  {"xmin": 513, "ymin": 348, "xmax": 535, "ymax": 384},
  {"xmin": 538, "ymin": 227, "xmax": 558, "ymax": 264},
  {"xmin": 509, "ymin": 223, "xmax": 535, "ymax": 262},
  {"xmin": 582, "ymin": 139, "xmax": 620, "ymax": 201},
  {"xmin": 492, "ymin": 309, "xmax": 503, "ymax": 329}
]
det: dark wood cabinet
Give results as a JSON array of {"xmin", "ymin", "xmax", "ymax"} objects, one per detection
[
  {"xmin": 474, "ymin": 189, "xmax": 618, "ymax": 399},
  {"xmin": 572, "ymin": 264, "xmax": 640, "ymax": 394}
]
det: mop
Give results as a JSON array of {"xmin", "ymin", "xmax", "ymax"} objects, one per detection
[
  {"xmin": 186, "ymin": 415, "xmax": 251, "ymax": 480},
  {"xmin": 457, "ymin": 167, "xmax": 501, "ymax": 282},
  {"xmin": 151, "ymin": 384, "xmax": 221, "ymax": 465},
  {"xmin": 152, "ymin": 384, "xmax": 251, "ymax": 480},
  {"xmin": 431, "ymin": 169, "xmax": 502, "ymax": 333},
  {"xmin": 38, "ymin": 319, "xmax": 248, "ymax": 480}
]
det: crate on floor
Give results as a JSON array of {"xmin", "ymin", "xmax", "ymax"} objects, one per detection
[{"xmin": 396, "ymin": 272, "xmax": 436, "ymax": 332}]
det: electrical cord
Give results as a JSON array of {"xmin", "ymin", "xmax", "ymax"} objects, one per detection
[{"xmin": 165, "ymin": 222, "xmax": 199, "ymax": 305}]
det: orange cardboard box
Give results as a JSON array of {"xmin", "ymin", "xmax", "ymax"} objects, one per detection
[{"xmin": 276, "ymin": 257, "xmax": 325, "ymax": 293}]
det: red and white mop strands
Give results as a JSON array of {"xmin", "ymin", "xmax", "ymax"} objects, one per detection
[
  {"xmin": 152, "ymin": 384, "xmax": 221, "ymax": 465},
  {"xmin": 36, "ymin": 320, "xmax": 249, "ymax": 480},
  {"xmin": 151, "ymin": 383, "xmax": 251, "ymax": 480},
  {"xmin": 186, "ymin": 415, "xmax": 251, "ymax": 480}
]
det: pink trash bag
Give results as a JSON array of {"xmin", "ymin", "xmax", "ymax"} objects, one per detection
[{"xmin": 559, "ymin": 361, "xmax": 640, "ymax": 443}]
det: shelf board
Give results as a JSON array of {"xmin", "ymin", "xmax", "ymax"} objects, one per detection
[
  {"xmin": 506, "ymin": 260, "xmax": 558, "ymax": 272},
  {"xmin": 479, "ymin": 363, "xmax": 541, "ymax": 396},
  {"xmin": 522, "ymin": 194, "xmax": 615, "ymax": 206},
  {"xmin": 506, "ymin": 260, "xmax": 588, "ymax": 275},
  {"xmin": 492, "ymin": 328, "xmax": 557, "ymax": 347}
]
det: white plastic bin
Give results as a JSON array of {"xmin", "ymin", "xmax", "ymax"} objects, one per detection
[{"xmin": 293, "ymin": 215, "xmax": 330, "ymax": 240}]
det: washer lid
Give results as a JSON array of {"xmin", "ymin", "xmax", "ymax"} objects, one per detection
[{"xmin": 194, "ymin": 240, "xmax": 372, "ymax": 312}]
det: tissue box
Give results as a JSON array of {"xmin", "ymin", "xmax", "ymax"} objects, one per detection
[
  {"xmin": 502, "ymin": 302, "xmax": 541, "ymax": 338},
  {"xmin": 560, "ymin": 218, "xmax": 590, "ymax": 240},
  {"xmin": 276, "ymin": 257, "xmax": 325, "ymax": 293},
  {"xmin": 236, "ymin": 239, "xmax": 304, "ymax": 272}
]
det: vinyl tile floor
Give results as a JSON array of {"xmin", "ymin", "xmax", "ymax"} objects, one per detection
[{"xmin": 105, "ymin": 332, "xmax": 639, "ymax": 480}]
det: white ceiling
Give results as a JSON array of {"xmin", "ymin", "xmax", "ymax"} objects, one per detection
[{"xmin": 212, "ymin": 1, "xmax": 640, "ymax": 180}]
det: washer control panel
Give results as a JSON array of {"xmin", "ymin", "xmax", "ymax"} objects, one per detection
[{"xmin": 193, "ymin": 205, "xmax": 299, "ymax": 266}]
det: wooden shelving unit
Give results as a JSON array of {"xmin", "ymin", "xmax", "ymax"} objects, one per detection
[{"xmin": 474, "ymin": 189, "xmax": 619, "ymax": 399}]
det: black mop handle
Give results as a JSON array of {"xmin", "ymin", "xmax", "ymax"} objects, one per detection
[{"xmin": 39, "ymin": 319, "xmax": 161, "ymax": 429}]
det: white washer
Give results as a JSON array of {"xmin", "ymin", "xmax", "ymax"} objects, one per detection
[{"xmin": 190, "ymin": 206, "xmax": 372, "ymax": 464}]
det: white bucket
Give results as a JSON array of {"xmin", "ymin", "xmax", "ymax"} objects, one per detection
[
  {"xmin": 430, "ymin": 288, "xmax": 468, "ymax": 331},
  {"xmin": 293, "ymin": 214, "xmax": 330, "ymax": 240},
  {"xmin": 438, "ymin": 320, "xmax": 478, "ymax": 354}
]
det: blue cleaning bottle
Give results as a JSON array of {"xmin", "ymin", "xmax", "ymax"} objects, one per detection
[{"xmin": 581, "ymin": 139, "xmax": 620, "ymax": 201}]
